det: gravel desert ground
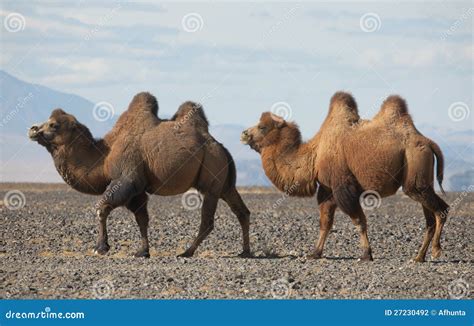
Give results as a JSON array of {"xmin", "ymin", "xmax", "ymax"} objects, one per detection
[{"xmin": 1, "ymin": 183, "xmax": 472, "ymax": 299}]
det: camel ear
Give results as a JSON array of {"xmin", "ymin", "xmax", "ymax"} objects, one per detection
[{"xmin": 271, "ymin": 113, "xmax": 286, "ymax": 128}]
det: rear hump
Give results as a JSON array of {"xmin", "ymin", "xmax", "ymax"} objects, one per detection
[{"xmin": 172, "ymin": 101, "xmax": 209, "ymax": 132}]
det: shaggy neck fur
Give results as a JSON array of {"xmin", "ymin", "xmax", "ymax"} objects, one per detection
[
  {"xmin": 50, "ymin": 124, "xmax": 109, "ymax": 195},
  {"xmin": 261, "ymin": 123, "xmax": 317, "ymax": 197}
]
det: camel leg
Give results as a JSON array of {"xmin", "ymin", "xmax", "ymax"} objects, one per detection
[
  {"xmin": 413, "ymin": 206, "xmax": 436, "ymax": 262},
  {"xmin": 222, "ymin": 187, "xmax": 252, "ymax": 258},
  {"xmin": 349, "ymin": 208, "xmax": 373, "ymax": 261},
  {"xmin": 403, "ymin": 185, "xmax": 449, "ymax": 260},
  {"xmin": 178, "ymin": 194, "xmax": 218, "ymax": 257},
  {"xmin": 308, "ymin": 197, "xmax": 337, "ymax": 259},
  {"xmin": 333, "ymin": 179, "xmax": 373, "ymax": 261},
  {"xmin": 126, "ymin": 193, "xmax": 150, "ymax": 258},
  {"xmin": 93, "ymin": 178, "xmax": 144, "ymax": 256},
  {"xmin": 94, "ymin": 204, "xmax": 112, "ymax": 255}
]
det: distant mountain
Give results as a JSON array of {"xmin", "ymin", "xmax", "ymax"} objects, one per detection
[
  {"xmin": 0, "ymin": 70, "xmax": 113, "ymax": 137},
  {"xmin": 0, "ymin": 71, "xmax": 471, "ymax": 190},
  {"xmin": 0, "ymin": 71, "xmax": 269, "ymax": 185}
]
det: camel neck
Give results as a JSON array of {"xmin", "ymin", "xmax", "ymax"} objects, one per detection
[
  {"xmin": 261, "ymin": 141, "xmax": 317, "ymax": 197},
  {"xmin": 51, "ymin": 138, "xmax": 109, "ymax": 195}
]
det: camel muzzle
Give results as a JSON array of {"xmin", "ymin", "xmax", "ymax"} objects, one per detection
[
  {"xmin": 240, "ymin": 130, "xmax": 251, "ymax": 144},
  {"xmin": 28, "ymin": 124, "xmax": 41, "ymax": 140}
]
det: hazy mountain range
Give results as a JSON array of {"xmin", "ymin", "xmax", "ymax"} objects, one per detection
[{"xmin": 0, "ymin": 70, "xmax": 471, "ymax": 190}]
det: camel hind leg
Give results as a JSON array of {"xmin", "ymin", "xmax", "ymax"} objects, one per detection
[
  {"xmin": 126, "ymin": 193, "xmax": 150, "ymax": 258},
  {"xmin": 222, "ymin": 187, "xmax": 252, "ymax": 257},
  {"xmin": 403, "ymin": 147, "xmax": 449, "ymax": 261},
  {"xmin": 413, "ymin": 206, "xmax": 436, "ymax": 262},
  {"xmin": 178, "ymin": 194, "xmax": 218, "ymax": 257}
]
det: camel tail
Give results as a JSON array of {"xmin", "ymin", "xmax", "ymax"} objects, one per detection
[
  {"xmin": 430, "ymin": 140, "xmax": 445, "ymax": 195},
  {"xmin": 128, "ymin": 92, "xmax": 159, "ymax": 116}
]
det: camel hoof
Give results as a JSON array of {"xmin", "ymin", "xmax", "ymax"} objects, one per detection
[
  {"xmin": 93, "ymin": 243, "xmax": 110, "ymax": 255},
  {"xmin": 306, "ymin": 252, "xmax": 322, "ymax": 260},
  {"xmin": 238, "ymin": 250, "xmax": 253, "ymax": 258},
  {"xmin": 431, "ymin": 248, "xmax": 442, "ymax": 259},
  {"xmin": 413, "ymin": 256, "xmax": 425, "ymax": 263},
  {"xmin": 177, "ymin": 251, "xmax": 193, "ymax": 258},
  {"xmin": 133, "ymin": 249, "xmax": 150, "ymax": 258}
]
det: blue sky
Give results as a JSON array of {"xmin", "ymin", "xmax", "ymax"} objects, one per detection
[{"xmin": 1, "ymin": 1, "xmax": 472, "ymax": 137}]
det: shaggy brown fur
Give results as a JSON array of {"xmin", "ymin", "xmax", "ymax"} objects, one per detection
[
  {"xmin": 29, "ymin": 92, "xmax": 251, "ymax": 258},
  {"xmin": 242, "ymin": 91, "xmax": 449, "ymax": 262}
]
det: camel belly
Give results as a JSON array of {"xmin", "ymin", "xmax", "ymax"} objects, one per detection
[
  {"xmin": 344, "ymin": 136, "xmax": 404, "ymax": 197},
  {"xmin": 142, "ymin": 137, "xmax": 205, "ymax": 196}
]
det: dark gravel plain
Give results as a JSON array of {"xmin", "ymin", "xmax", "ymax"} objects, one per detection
[{"xmin": 1, "ymin": 183, "xmax": 472, "ymax": 299}]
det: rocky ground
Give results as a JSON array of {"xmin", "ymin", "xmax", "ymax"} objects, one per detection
[{"xmin": 1, "ymin": 183, "xmax": 472, "ymax": 299}]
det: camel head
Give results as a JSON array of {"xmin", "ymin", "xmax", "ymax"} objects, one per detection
[
  {"xmin": 241, "ymin": 112, "xmax": 287, "ymax": 153},
  {"xmin": 28, "ymin": 109, "xmax": 88, "ymax": 148}
]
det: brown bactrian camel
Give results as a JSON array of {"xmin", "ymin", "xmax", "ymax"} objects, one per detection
[
  {"xmin": 241, "ymin": 92, "xmax": 449, "ymax": 262},
  {"xmin": 28, "ymin": 92, "xmax": 251, "ymax": 258}
]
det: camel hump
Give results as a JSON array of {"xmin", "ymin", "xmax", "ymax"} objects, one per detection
[
  {"xmin": 172, "ymin": 101, "xmax": 209, "ymax": 132},
  {"xmin": 128, "ymin": 92, "xmax": 159, "ymax": 116},
  {"xmin": 329, "ymin": 91, "xmax": 359, "ymax": 118},
  {"xmin": 377, "ymin": 95, "xmax": 409, "ymax": 120}
]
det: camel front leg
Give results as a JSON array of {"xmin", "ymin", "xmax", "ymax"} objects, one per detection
[
  {"xmin": 93, "ymin": 178, "xmax": 144, "ymax": 256},
  {"xmin": 308, "ymin": 197, "xmax": 337, "ymax": 259},
  {"xmin": 94, "ymin": 204, "xmax": 112, "ymax": 255}
]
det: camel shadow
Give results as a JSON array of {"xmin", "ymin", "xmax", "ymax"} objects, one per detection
[{"xmin": 223, "ymin": 253, "xmax": 298, "ymax": 260}]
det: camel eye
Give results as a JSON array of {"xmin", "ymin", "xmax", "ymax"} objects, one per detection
[
  {"xmin": 49, "ymin": 122, "xmax": 59, "ymax": 129},
  {"xmin": 258, "ymin": 125, "xmax": 266, "ymax": 131}
]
